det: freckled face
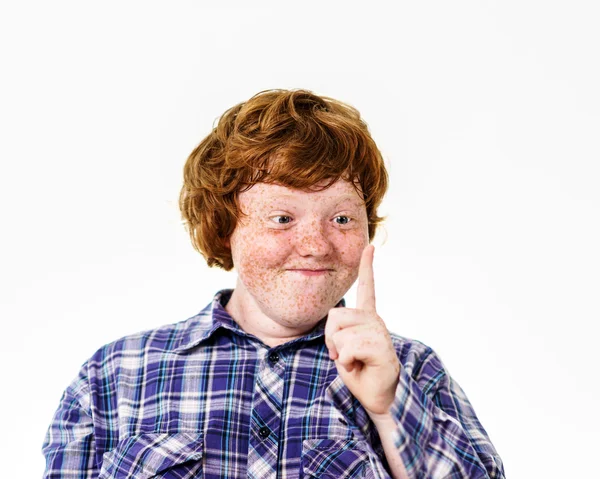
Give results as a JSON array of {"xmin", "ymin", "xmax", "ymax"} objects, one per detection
[{"xmin": 228, "ymin": 179, "xmax": 369, "ymax": 329}]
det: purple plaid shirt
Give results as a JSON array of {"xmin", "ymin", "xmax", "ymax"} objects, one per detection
[{"xmin": 43, "ymin": 289, "xmax": 505, "ymax": 478}]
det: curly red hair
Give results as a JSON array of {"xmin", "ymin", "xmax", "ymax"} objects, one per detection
[{"xmin": 179, "ymin": 89, "xmax": 388, "ymax": 270}]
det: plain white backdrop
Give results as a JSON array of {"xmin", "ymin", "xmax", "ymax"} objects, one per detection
[{"xmin": 1, "ymin": 1, "xmax": 598, "ymax": 477}]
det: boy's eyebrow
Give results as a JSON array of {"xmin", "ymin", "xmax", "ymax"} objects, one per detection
[
  {"xmin": 333, "ymin": 196, "xmax": 366, "ymax": 208},
  {"xmin": 271, "ymin": 194, "xmax": 365, "ymax": 207}
]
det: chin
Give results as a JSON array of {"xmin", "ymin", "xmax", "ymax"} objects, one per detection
[
  {"xmin": 270, "ymin": 306, "xmax": 332, "ymax": 328},
  {"xmin": 282, "ymin": 315, "xmax": 327, "ymax": 329},
  {"xmin": 288, "ymin": 305, "xmax": 335, "ymax": 327}
]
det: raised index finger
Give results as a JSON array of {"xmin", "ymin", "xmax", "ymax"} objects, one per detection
[{"xmin": 356, "ymin": 244, "xmax": 376, "ymax": 311}]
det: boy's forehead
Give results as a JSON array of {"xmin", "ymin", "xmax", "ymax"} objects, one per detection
[{"xmin": 241, "ymin": 180, "xmax": 364, "ymax": 204}]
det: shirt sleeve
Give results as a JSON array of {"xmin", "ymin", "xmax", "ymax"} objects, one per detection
[
  {"xmin": 42, "ymin": 363, "xmax": 99, "ymax": 479},
  {"xmin": 389, "ymin": 347, "xmax": 505, "ymax": 479}
]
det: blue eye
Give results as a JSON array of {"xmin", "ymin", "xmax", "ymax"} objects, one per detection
[
  {"xmin": 272, "ymin": 215, "xmax": 292, "ymax": 224},
  {"xmin": 334, "ymin": 216, "xmax": 350, "ymax": 225}
]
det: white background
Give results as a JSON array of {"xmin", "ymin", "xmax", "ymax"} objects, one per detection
[{"xmin": 1, "ymin": 1, "xmax": 598, "ymax": 477}]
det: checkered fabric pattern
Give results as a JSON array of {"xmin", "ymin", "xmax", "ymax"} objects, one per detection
[{"xmin": 43, "ymin": 290, "xmax": 504, "ymax": 478}]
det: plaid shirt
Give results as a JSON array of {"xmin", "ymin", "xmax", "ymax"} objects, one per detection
[{"xmin": 43, "ymin": 289, "xmax": 505, "ymax": 478}]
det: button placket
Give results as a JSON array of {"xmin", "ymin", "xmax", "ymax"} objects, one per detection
[{"xmin": 247, "ymin": 349, "xmax": 286, "ymax": 478}]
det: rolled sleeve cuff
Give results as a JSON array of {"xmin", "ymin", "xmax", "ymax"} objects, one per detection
[{"xmin": 388, "ymin": 367, "xmax": 439, "ymax": 475}]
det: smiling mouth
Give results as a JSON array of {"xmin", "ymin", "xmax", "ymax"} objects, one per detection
[{"xmin": 287, "ymin": 269, "xmax": 333, "ymax": 276}]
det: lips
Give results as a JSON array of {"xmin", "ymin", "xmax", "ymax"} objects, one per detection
[
  {"xmin": 286, "ymin": 267, "xmax": 334, "ymax": 272},
  {"xmin": 287, "ymin": 268, "xmax": 333, "ymax": 276}
]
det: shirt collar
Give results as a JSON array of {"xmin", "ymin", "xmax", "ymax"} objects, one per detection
[{"xmin": 172, "ymin": 289, "xmax": 346, "ymax": 353}]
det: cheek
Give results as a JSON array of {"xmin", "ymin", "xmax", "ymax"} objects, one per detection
[
  {"xmin": 335, "ymin": 232, "xmax": 368, "ymax": 267},
  {"xmin": 232, "ymin": 231, "xmax": 292, "ymax": 299},
  {"xmin": 231, "ymin": 226, "xmax": 290, "ymax": 272}
]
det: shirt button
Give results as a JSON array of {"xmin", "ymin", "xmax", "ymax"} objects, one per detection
[
  {"xmin": 268, "ymin": 352, "xmax": 280, "ymax": 363},
  {"xmin": 258, "ymin": 426, "xmax": 270, "ymax": 439}
]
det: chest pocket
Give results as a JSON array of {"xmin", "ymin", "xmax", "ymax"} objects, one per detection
[
  {"xmin": 301, "ymin": 439, "xmax": 376, "ymax": 479},
  {"xmin": 98, "ymin": 432, "xmax": 203, "ymax": 479}
]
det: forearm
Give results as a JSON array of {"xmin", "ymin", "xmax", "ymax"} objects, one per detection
[
  {"xmin": 379, "ymin": 364, "xmax": 504, "ymax": 478},
  {"xmin": 370, "ymin": 412, "xmax": 410, "ymax": 479}
]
